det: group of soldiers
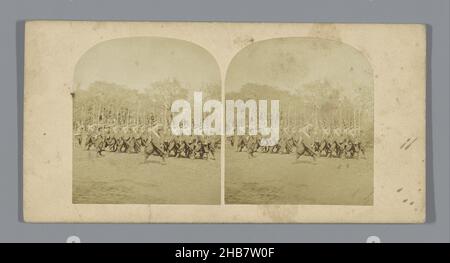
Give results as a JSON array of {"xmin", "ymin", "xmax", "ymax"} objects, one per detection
[
  {"xmin": 74, "ymin": 122, "xmax": 367, "ymax": 163},
  {"xmin": 228, "ymin": 124, "xmax": 367, "ymax": 160},
  {"xmin": 74, "ymin": 123, "xmax": 221, "ymax": 162}
]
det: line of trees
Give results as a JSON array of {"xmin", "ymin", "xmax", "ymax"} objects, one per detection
[
  {"xmin": 74, "ymin": 79, "xmax": 373, "ymax": 142},
  {"xmin": 226, "ymin": 81, "xmax": 373, "ymax": 142},
  {"xmin": 73, "ymin": 79, "xmax": 220, "ymax": 129}
]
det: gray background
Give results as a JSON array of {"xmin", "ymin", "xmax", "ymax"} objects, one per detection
[{"xmin": 0, "ymin": 0, "xmax": 448, "ymax": 242}]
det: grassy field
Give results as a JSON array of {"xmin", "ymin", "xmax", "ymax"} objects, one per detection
[
  {"xmin": 225, "ymin": 147, "xmax": 373, "ymax": 205},
  {"xmin": 73, "ymin": 144, "xmax": 373, "ymax": 206},
  {"xmin": 73, "ymin": 145, "xmax": 221, "ymax": 204}
]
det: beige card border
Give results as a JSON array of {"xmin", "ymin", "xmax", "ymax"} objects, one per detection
[{"xmin": 23, "ymin": 21, "xmax": 426, "ymax": 223}]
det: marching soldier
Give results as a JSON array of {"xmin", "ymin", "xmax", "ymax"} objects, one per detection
[
  {"xmin": 295, "ymin": 123, "xmax": 317, "ymax": 161},
  {"xmin": 74, "ymin": 124, "xmax": 84, "ymax": 147},
  {"xmin": 246, "ymin": 136, "xmax": 258, "ymax": 158},
  {"xmin": 144, "ymin": 124, "xmax": 167, "ymax": 163}
]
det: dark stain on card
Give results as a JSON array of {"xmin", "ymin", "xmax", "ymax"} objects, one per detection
[
  {"xmin": 404, "ymin": 137, "xmax": 417, "ymax": 150},
  {"xmin": 400, "ymin": 138, "xmax": 411, "ymax": 149}
]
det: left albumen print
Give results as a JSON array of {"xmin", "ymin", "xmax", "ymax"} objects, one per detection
[{"xmin": 72, "ymin": 37, "xmax": 222, "ymax": 204}]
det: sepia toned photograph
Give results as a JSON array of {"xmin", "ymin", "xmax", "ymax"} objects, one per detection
[
  {"xmin": 72, "ymin": 37, "xmax": 221, "ymax": 204},
  {"xmin": 72, "ymin": 35, "xmax": 374, "ymax": 206},
  {"xmin": 23, "ymin": 21, "xmax": 426, "ymax": 223},
  {"xmin": 225, "ymin": 37, "xmax": 374, "ymax": 205}
]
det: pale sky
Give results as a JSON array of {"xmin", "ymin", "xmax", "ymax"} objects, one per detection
[
  {"xmin": 74, "ymin": 37, "xmax": 221, "ymax": 91},
  {"xmin": 74, "ymin": 37, "xmax": 373, "ymax": 103},
  {"xmin": 225, "ymin": 37, "xmax": 374, "ymax": 101}
]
